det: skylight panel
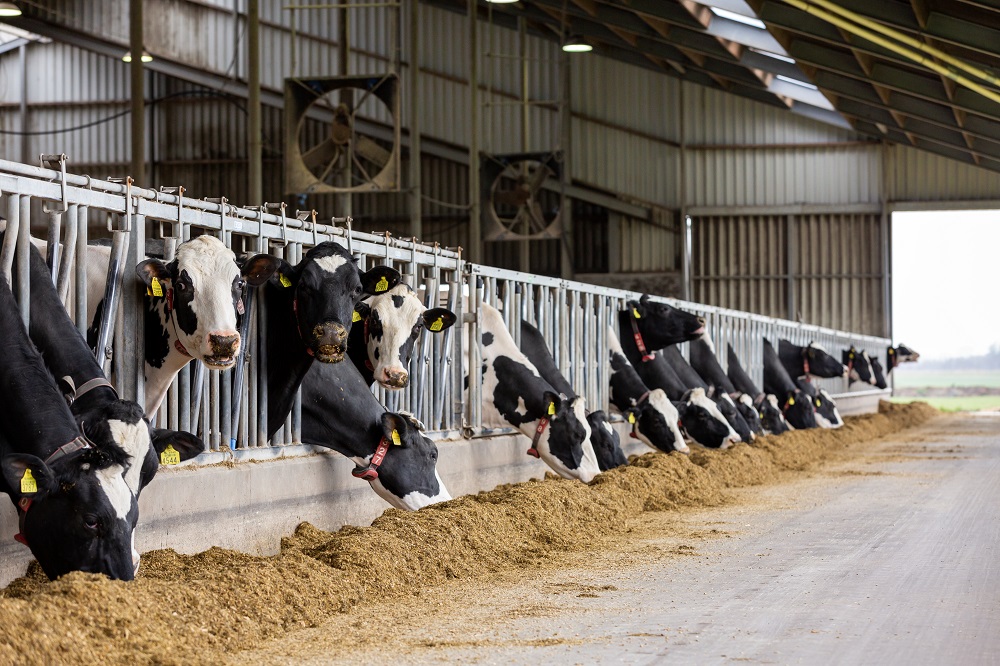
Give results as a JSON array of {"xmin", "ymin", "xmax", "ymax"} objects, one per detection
[
  {"xmin": 710, "ymin": 7, "xmax": 767, "ymax": 29},
  {"xmin": 776, "ymin": 74, "xmax": 818, "ymax": 90},
  {"xmin": 749, "ymin": 47, "xmax": 795, "ymax": 64}
]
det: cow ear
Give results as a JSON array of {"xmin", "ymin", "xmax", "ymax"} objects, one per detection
[
  {"xmin": 421, "ymin": 308, "xmax": 457, "ymax": 333},
  {"xmin": 1, "ymin": 454, "xmax": 58, "ymax": 501},
  {"xmin": 542, "ymin": 391, "xmax": 563, "ymax": 417},
  {"xmin": 639, "ymin": 294, "xmax": 651, "ymax": 306},
  {"xmin": 150, "ymin": 428, "xmax": 205, "ymax": 463},
  {"xmin": 380, "ymin": 412, "xmax": 410, "ymax": 447},
  {"xmin": 136, "ymin": 259, "xmax": 173, "ymax": 289},
  {"xmin": 267, "ymin": 259, "xmax": 296, "ymax": 288},
  {"xmin": 361, "ymin": 266, "xmax": 401, "ymax": 295},
  {"xmin": 240, "ymin": 254, "xmax": 282, "ymax": 286},
  {"xmin": 354, "ymin": 301, "xmax": 371, "ymax": 321}
]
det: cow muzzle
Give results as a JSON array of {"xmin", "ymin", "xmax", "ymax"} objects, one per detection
[
  {"xmin": 378, "ymin": 367, "xmax": 409, "ymax": 389},
  {"xmin": 204, "ymin": 331, "xmax": 241, "ymax": 368},
  {"xmin": 311, "ymin": 322, "xmax": 348, "ymax": 363}
]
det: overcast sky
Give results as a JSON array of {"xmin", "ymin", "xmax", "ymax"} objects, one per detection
[{"xmin": 893, "ymin": 210, "xmax": 1000, "ymax": 361}]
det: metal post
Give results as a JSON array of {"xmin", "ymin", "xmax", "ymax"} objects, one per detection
[
  {"xmin": 558, "ymin": 47, "xmax": 573, "ymax": 279},
  {"xmin": 248, "ymin": 0, "xmax": 262, "ymax": 205},
  {"xmin": 408, "ymin": 0, "xmax": 422, "ymax": 240},
  {"xmin": 786, "ymin": 214, "xmax": 797, "ymax": 322},
  {"xmin": 16, "ymin": 195, "xmax": 30, "ymax": 326},
  {"xmin": 518, "ymin": 16, "xmax": 530, "ymax": 272},
  {"xmin": 19, "ymin": 44, "xmax": 28, "ymax": 164},
  {"xmin": 57, "ymin": 204, "xmax": 78, "ymax": 305},
  {"xmin": 1, "ymin": 195, "xmax": 18, "ymax": 286},
  {"xmin": 337, "ymin": 6, "xmax": 353, "ymax": 218},
  {"xmin": 467, "ymin": 0, "xmax": 481, "ymax": 264},
  {"xmin": 75, "ymin": 204, "xmax": 88, "ymax": 336},
  {"xmin": 121, "ymin": 205, "xmax": 144, "ymax": 406},
  {"xmin": 130, "ymin": 0, "xmax": 145, "ymax": 186}
]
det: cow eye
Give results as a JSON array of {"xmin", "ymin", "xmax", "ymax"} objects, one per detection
[
  {"xmin": 83, "ymin": 515, "xmax": 99, "ymax": 531},
  {"xmin": 235, "ymin": 278, "xmax": 246, "ymax": 290},
  {"xmin": 353, "ymin": 285, "xmax": 363, "ymax": 296},
  {"xmin": 175, "ymin": 281, "xmax": 187, "ymax": 292}
]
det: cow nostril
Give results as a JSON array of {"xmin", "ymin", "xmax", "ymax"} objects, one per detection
[{"xmin": 697, "ymin": 317, "xmax": 706, "ymax": 326}]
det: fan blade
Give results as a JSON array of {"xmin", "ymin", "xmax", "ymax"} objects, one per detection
[
  {"xmin": 524, "ymin": 162, "xmax": 551, "ymax": 196},
  {"xmin": 302, "ymin": 138, "xmax": 341, "ymax": 171},
  {"xmin": 354, "ymin": 135, "xmax": 391, "ymax": 168},
  {"xmin": 493, "ymin": 188, "xmax": 530, "ymax": 208},
  {"xmin": 526, "ymin": 201, "xmax": 550, "ymax": 234}
]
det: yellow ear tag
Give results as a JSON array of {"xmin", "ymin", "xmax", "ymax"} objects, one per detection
[
  {"xmin": 20, "ymin": 469, "xmax": 37, "ymax": 495},
  {"xmin": 429, "ymin": 317, "xmax": 444, "ymax": 332},
  {"xmin": 547, "ymin": 402, "xmax": 556, "ymax": 416},
  {"xmin": 391, "ymin": 429, "xmax": 401, "ymax": 445},
  {"xmin": 815, "ymin": 399, "xmax": 822, "ymax": 408},
  {"xmin": 632, "ymin": 308, "xmax": 641, "ymax": 319},
  {"xmin": 352, "ymin": 310, "xmax": 362, "ymax": 323},
  {"xmin": 628, "ymin": 412, "xmax": 636, "ymax": 424},
  {"xmin": 278, "ymin": 273, "xmax": 292, "ymax": 288},
  {"xmin": 160, "ymin": 444, "xmax": 181, "ymax": 466},
  {"xmin": 375, "ymin": 276, "xmax": 389, "ymax": 293},
  {"xmin": 788, "ymin": 397, "xmax": 795, "ymax": 406},
  {"xmin": 150, "ymin": 277, "xmax": 164, "ymax": 298},
  {"xmin": 849, "ymin": 352, "xmax": 855, "ymax": 359}
]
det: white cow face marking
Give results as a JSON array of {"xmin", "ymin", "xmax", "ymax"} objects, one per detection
[
  {"xmin": 107, "ymin": 419, "xmax": 151, "ymax": 495},
  {"xmin": 648, "ymin": 389, "xmax": 688, "ymax": 454},
  {"xmin": 314, "ymin": 254, "xmax": 349, "ymax": 275},
  {"xmin": 687, "ymin": 388, "xmax": 740, "ymax": 447},
  {"xmin": 366, "ymin": 285, "xmax": 426, "ymax": 390}
]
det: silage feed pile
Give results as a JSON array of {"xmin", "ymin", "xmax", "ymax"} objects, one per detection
[{"xmin": 0, "ymin": 401, "xmax": 936, "ymax": 665}]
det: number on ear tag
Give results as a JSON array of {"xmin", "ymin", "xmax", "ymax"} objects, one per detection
[
  {"xmin": 160, "ymin": 444, "xmax": 181, "ymax": 466},
  {"xmin": 151, "ymin": 277, "xmax": 164, "ymax": 298},
  {"xmin": 352, "ymin": 310, "xmax": 362, "ymax": 323},
  {"xmin": 236, "ymin": 299, "xmax": 245, "ymax": 315},
  {"xmin": 429, "ymin": 317, "xmax": 444, "ymax": 332},
  {"xmin": 20, "ymin": 469, "xmax": 37, "ymax": 495},
  {"xmin": 278, "ymin": 273, "xmax": 292, "ymax": 288},
  {"xmin": 391, "ymin": 430, "xmax": 401, "ymax": 445},
  {"xmin": 547, "ymin": 402, "xmax": 556, "ymax": 416},
  {"xmin": 375, "ymin": 276, "xmax": 389, "ymax": 293},
  {"xmin": 632, "ymin": 308, "xmax": 641, "ymax": 319}
]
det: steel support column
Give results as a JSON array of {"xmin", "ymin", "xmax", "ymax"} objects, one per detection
[
  {"xmin": 408, "ymin": 0, "xmax": 422, "ymax": 240},
  {"xmin": 248, "ymin": 0, "xmax": 262, "ymax": 205},
  {"xmin": 130, "ymin": 0, "xmax": 145, "ymax": 185},
  {"xmin": 467, "ymin": 0, "xmax": 481, "ymax": 264}
]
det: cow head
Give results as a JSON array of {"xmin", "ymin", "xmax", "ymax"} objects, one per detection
[
  {"xmin": 713, "ymin": 392, "xmax": 754, "ymax": 443},
  {"xmin": 871, "ymin": 357, "xmax": 888, "ymax": 389},
  {"xmin": 1, "ymin": 442, "xmax": 140, "ymax": 581},
  {"xmin": 758, "ymin": 394, "xmax": 791, "ymax": 435},
  {"xmin": 676, "ymin": 388, "xmax": 741, "ymax": 449},
  {"xmin": 627, "ymin": 389, "xmax": 688, "ymax": 454},
  {"xmin": 779, "ymin": 391, "xmax": 817, "ymax": 430},
  {"xmin": 843, "ymin": 347, "xmax": 875, "ymax": 385},
  {"xmin": 803, "ymin": 342, "xmax": 848, "ymax": 379},
  {"xmin": 626, "ymin": 295, "xmax": 705, "ymax": 349},
  {"xmin": 136, "ymin": 235, "xmax": 279, "ymax": 369},
  {"xmin": 356, "ymin": 284, "xmax": 456, "ymax": 389},
  {"xmin": 734, "ymin": 394, "xmax": 764, "ymax": 436},
  {"xmin": 271, "ymin": 243, "xmax": 401, "ymax": 363},
  {"xmin": 585, "ymin": 411, "xmax": 627, "ymax": 471},
  {"xmin": 363, "ymin": 412, "xmax": 451, "ymax": 511},
  {"xmin": 889, "ymin": 344, "xmax": 920, "ymax": 367},
  {"xmin": 534, "ymin": 392, "xmax": 600, "ymax": 483},
  {"xmin": 812, "ymin": 389, "xmax": 843, "ymax": 429}
]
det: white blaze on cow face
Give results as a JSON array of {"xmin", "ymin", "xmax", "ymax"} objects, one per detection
[
  {"xmin": 107, "ymin": 419, "xmax": 151, "ymax": 495},
  {"xmin": 648, "ymin": 389, "xmax": 688, "ymax": 454},
  {"xmin": 172, "ymin": 236, "xmax": 244, "ymax": 367},
  {"xmin": 366, "ymin": 284, "xmax": 426, "ymax": 389},
  {"xmin": 95, "ymin": 464, "xmax": 135, "ymax": 522},
  {"xmin": 687, "ymin": 388, "xmax": 741, "ymax": 447},
  {"xmin": 535, "ymin": 396, "xmax": 598, "ymax": 483},
  {"xmin": 314, "ymin": 254, "xmax": 349, "ymax": 276}
]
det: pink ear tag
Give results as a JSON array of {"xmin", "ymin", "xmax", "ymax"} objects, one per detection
[{"xmin": 237, "ymin": 299, "xmax": 245, "ymax": 315}]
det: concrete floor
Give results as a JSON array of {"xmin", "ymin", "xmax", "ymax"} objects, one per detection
[{"xmin": 260, "ymin": 414, "xmax": 1000, "ymax": 665}]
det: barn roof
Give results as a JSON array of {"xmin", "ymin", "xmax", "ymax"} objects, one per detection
[{"xmin": 430, "ymin": 0, "xmax": 1000, "ymax": 172}]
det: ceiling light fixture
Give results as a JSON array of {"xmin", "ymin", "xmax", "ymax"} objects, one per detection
[
  {"xmin": 561, "ymin": 35, "xmax": 592, "ymax": 53},
  {"xmin": 484, "ymin": 0, "xmax": 519, "ymax": 3},
  {"xmin": 0, "ymin": 2, "xmax": 22, "ymax": 17},
  {"xmin": 122, "ymin": 50, "xmax": 153, "ymax": 63}
]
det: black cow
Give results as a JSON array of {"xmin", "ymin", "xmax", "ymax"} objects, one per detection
[
  {"xmin": 260, "ymin": 243, "xmax": 401, "ymax": 439},
  {"xmin": 843, "ymin": 346, "xmax": 875, "ymax": 385},
  {"xmin": 0, "ymin": 275, "xmax": 143, "ymax": 580},
  {"xmin": 469, "ymin": 302, "xmax": 599, "ymax": 482},
  {"xmin": 607, "ymin": 328, "xmax": 687, "ymax": 454},
  {"xmin": 348, "ymin": 282, "xmax": 456, "ymax": 389},
  {"xmin": 778, "ymin": 339, "xmax": 847, "ymax": 380},
  {"xmin": 726, "ymin": 344, "xmax": 790, "ymax": 435},
  {"xmin": 763, "ymin": 339, "xmax": 817, "ymax": 430},
  {"xmin": 871, "ymin": 356, "xmax": 888, "ymax": 389},
  {"xmin": 661, "ymin": 345, "xmax": 754, "ymax": 443},
  {"xmin": 301, "ymin": 358, "xmax": 450, "ymax": 510},
  {"xmin": 519, "ymin": 320, "xmax": 627, "ymax": 471},
  {"xmin": 689, "ymin": 335, "xmax": 764, "ymax": 437},
  {"xmin": 795, "ymin": 378, "xmax": 843, "ymax": 428}
]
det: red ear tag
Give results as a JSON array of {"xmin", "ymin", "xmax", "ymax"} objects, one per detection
[{"xmin": 237, "ymin": 299, "xmax": 245, "ymax": 315}]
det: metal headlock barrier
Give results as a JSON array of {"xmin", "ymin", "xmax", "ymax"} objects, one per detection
[{"xmin": 0, "ymin": 157, "xmax": 890, "ymax": 460}]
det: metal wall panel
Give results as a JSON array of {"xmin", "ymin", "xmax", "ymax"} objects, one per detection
[
  {"xmin": 618, "ymin": 211, "xmax": 676, "ymax": 274},
  {"xmin": 888, "ymin": 144, "xmax": 1000, "ymax": 202},
  {"xmin": 573, "ymin": 57, "xmax": 681, "ymax": 142},
  {"xmin": 691, "ymin": 213, "xmax": 885, "ymax": 336}
]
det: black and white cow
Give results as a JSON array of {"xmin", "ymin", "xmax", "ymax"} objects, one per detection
[
  {"xmin": 260, "ymin": 242, "xmax": 401, "ymax": 439},
  {"xmin": 726, "ymin": 344, "xmax": 790, "ymax": 435},
  {"xmin": 301, "ymin": 357, "xmax": 451, "ymax": 510},
  {"xmin": 471, "ymin": 302, "xmax": 599, "ymax": 482},
  {"xmin": 519, "ymin": 320, "xmax": 627, "ymax": 471},
  {"xmin": 871, "ymin": 356, "xmax": 888, "ymax": 390},
  {"xmin": 661, "ymin": 345, "xmax": 754, "ymax": 443},
  {"xmin": 689, "ymin": 335, "xmax": 764, "ymax": 437},
  {"xmin": 607, "ymin": 328, "xmax": 688, "ymax": 455},
  {"xmin": 763, "ymin": 339, "xmax": 817, "ymax": 430},
  {"xmin": 843, "ymin": 346, "xmax": 876, "ymax": 385},
  {"xmin": 873, "ymin": 344, "xmax": 920, "ymax": 389},
  {"xmin": 0, "ymin": 275, "xmax": 143, "ymax": 580},
  {"xmin": 778, "ymin": 339, "xmax": 848, "ymax": 380},
  {"xmin": 348, "ymin": 282, "xmax": 456, "ymax": 390},
  {"xmin": 795, "ymin": 378, "xmax": 843, "ymax": 428}
]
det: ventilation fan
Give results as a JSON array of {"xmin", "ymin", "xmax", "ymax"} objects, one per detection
[
  {"xmin": 481, "ymin": 152, "xmax": 562, "ymax": 241},
  {"xmin": 284, "ymin": 74, "xmax": 401, "ymax": 195}
]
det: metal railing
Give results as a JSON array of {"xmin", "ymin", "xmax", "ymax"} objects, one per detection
[{"xmin": 0, "ymin": 157, "xmax": 890, "ymax": 460}]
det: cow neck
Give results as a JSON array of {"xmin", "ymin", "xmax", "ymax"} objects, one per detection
[
  {"xmin": 351, "ymin": 433, "xmax": 393, "ymax": 481},
  {"xmin": 300, "ymin": 361, "xmax": 389, "ymax": 464},
  {"xmin": 526, "ymin": 416, "xmax": 550, "ymax": 459},
  {"xmin": 888, "ymin": 346, "xmax": 898, "ymax": 369},
  {"xmin": 164, "ymin": 288, "xmax": 192, "ymax": 358},
  {"xmin": 617, "ymin": 311, "xmax": 654, "ymax": 366},
  {"xmin": 800, "ymin": 347, "xmax": 812, "ymax": 381},
  {"xmin": 263, "ymin": 282, "xmax": 317, "ymax": 439}
]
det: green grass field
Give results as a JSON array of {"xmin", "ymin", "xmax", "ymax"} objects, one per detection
[
  {"xmin": 891, "ymin": 396, "xmax": 1000, "ymax": 412},
  {"xmin": 892, "ymin": 370, "xmax": 1000, "ymax": 389}
]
